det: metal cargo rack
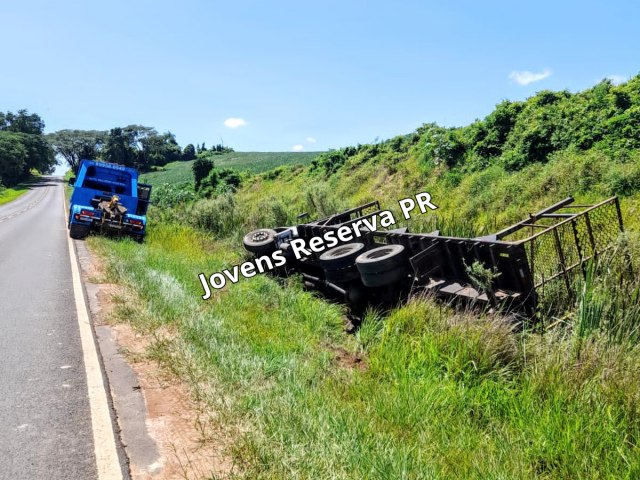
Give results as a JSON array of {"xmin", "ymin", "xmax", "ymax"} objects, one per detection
[{"xmin": 244, "ymin": 196, "xmax": 624, "ymax": 319}]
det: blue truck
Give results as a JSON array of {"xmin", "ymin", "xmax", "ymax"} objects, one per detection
[{"xmin": 68, "ymin": 160, "xmax": 152, "ymax": 242}]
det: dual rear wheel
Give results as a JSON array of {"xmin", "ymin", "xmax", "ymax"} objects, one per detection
[
  {"xmin": 243, "ymin": 227, "xmax": 411, "ymax": 288},
  {"xmin": 320, "ymin": 242, "xmax": 408, "ymax": 287}
]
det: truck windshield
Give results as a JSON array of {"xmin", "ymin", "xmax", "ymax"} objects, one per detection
[{"xmin": 81, "ymin": 166, "xmax": 132, "ymax": 195}]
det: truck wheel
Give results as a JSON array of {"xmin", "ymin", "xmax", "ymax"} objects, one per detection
[
  {"xmin": 319, "ymin": 243, "xmax": 366, "ymax": 270},
  {"xmin": 69, "ymin": 224, "xmax": 90, "ymax": 240},
  {"xmin": 355, "ymin": 244, "xmax": 409, "ymax": 288},
  {"xmin": 243, "ymin": 228, "xmax": 277, "ymax": 255},
  {"xmin": 355, "ymin": 244, "xmax": 407, "ymax": 274}
]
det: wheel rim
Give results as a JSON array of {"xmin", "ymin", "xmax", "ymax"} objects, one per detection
[{"xmin": 252, "ymin": 230, "xmax": 270, "ymax": 242}]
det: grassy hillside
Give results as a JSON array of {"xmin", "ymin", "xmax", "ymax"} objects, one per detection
[
  {"xmin": 91, "ymin": 76, "xmax": 640, "ymax": 479},
  {"xmin": 139, "ymin": 151, "xmax": 319, "ymax": 186}
]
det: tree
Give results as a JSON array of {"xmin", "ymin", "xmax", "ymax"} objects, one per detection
[
  {"xmin": 137, "ymin": 131, "xmax": 183, "ymax": 170},
  {"xmin": 162, "ymin": 132, "xmax": 183, "ymax": 163},
  {"xmin": 192, "ymin": 157, "xmax": 214, "ymax": 190},
  {"xmin": 0, "ymin": 110, "xmax": 56, "ymax": 183},
  {"xmin": 182, "ymin": 144, "xmax": 197, "ymax": 161},
  {"xmin": 47, "ymin": 130, "xmax": 107, "ymax": 173},
  {"xmin": 101, "ymin": 127, "xmax": 137, "ymax": 167},
  {"xmin": 471, "ymin": 100, "xmax": 523, "ymax": 160},
  {"xmin": 202, "ymin": 168, "xmax": 241, "ymax": 195},
  {"xmin": 93, "ymin": 126, "xmax": 184, "ymax": 171},
  {"xmin": 1, "ymin": 110, "xmax": 45, "ymax": 135},
  {"xmin": 210, "ymin": 143, "xmax": 234, "ymax": 154},
  {"xmin": 0, "ymin": 132, "xmax": 27, "ymax": 186},
  {"xmin": 20, "ymin": 134, "xmax": 56, "ymax": 174}
]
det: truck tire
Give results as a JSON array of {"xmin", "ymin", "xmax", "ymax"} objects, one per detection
[
  {"xmin": 69, "ymin": 223, "xmax": 90, "ymax": 240},
  {"xmin": 243, "ymin": 228, "xmax": 277, "ymax": 255},
  {"xmin": 355, "ymin": 244, "xmax": 407, "ymax": 274},
  {"xmin": 355, "ymin": 244, "xmax": 409, "ymax": 288},
  {"xmin": 319, "ymin": 243, "xmax": 366, "ymax": 270}
]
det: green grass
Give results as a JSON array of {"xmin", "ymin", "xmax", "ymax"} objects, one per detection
[
  {"xmin": 92, "ymin": 221, "xmax": 640, "ymax": 479},
  {"xmin": 140, "ymin": 151, "xmax": 319, "ymax": 186},
  {"xmin": 0, "ymin": 184, "xmax": 30, "ymax": 205},
  {"xmin": 88, "ymin": 143, "xmax": 640, "ymax": 478}
]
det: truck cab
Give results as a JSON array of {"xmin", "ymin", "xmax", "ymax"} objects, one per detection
[{"xmin": 68, "ymin": 160, "xmax": 152, "ymax": 242}]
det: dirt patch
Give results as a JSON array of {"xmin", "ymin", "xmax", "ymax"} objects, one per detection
[
  {"xmin": 114, "ymin": 324, "xmax": 232, "ymax": 479},
  {"xmin": 76, "ymin": 242, "xmax": 234, "ymax": 479},
  {"xmin": 327, "ymin": 344, "xmax": 368, "ymax": 371}
]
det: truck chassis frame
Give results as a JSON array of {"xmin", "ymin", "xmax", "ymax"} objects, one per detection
[{"xmin": 246, "ymin": 196, "xmax": 624, "ymax": 319}]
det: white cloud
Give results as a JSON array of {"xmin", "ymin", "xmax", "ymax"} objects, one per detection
[
  {"xmin": 292, "ymin": 144, "xmax": 304, "ymax": 152},
  {"xmin": 509, "ymin": 69, "xmax": 552, "ymax": 86},
  {"xmin": 607, "ymin": 74, "xmax": 627, "ymax": 85},
  {"xmin": 223, "ymin": 117, "xmax": 247, "ymax": 128},
  {"xmin": 305, "ymin": 137, "xmax": 317, "ymax": 144}
]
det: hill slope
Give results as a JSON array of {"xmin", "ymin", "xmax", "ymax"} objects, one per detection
[
  {"xmin": 91, "ymin": 76, "xmax": 640, "ymax": 479},
  {"xmin": 140, "ymin": 151, "xmax": 319, "ymax": 186},
  {"xmin": 230, "ymin": 75, "xmax": 640, "ymax": 236}
]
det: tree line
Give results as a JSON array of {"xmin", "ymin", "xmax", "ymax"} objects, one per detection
[
  {"xmin": 0, "ymin": 109, "xmax": 237, "ymax": 187},
  {"xmin": 312, "ymin": 75, "xmax": 640, "ymax": 176},
  {"xmin": 47, "ymin": 127, "xmax": 234, "ymax": 174},
  {"xmin": 0, "ymin": 110, "xmax": 56, "ymax": 186}
]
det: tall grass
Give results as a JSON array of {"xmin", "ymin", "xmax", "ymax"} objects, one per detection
[
  {"xmin": 87, "ymin": 145, "xmax": 640, "ymax": 478},
  {"xmin": 574, "ymin": 232, "xmax": 640, "ymax": 344},
  {"xmin": 90, "ymin": 216, "xmax": 640, "ymax": 478}
]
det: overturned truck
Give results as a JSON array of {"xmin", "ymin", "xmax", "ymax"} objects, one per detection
[{"xmin": 243, "ymin": 197, "xmax": 624, "ymax": 319}]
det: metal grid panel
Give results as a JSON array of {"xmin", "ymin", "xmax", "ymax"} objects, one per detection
[{"xmin": 524, "ymin": 199, "xmax": 622, "ymax": 299}]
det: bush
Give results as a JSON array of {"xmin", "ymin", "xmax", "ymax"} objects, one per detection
[
  {"xmin": 605, "ymin": 160, "xmax": 640, "ymax": 196},
  {"xmin": 417, "ymin": 123, "xmax": 467, "ymax": 168},
  {"xmin": 263, "ymin": 166, "xmax": 285, "ymax": 181},
  {"xmin": 198, "ymin": 168, "xmax": 242, "ymax": 197},
  {"xmin": 152, "ymin": 182, "xmax": 196, "ymax": 208},
  {"xmin": 304, "ymin": 185, "xmax": 341, "ymax": 218},
  {"xmin": 310, "ymin": 150, "xmax": 348, "ymax": 176},
  {"xmin": 192, "ymin": 157, "xmax": 214, "ymax": 190},
  {"xmin": 189, "ymin": 193, "xmax": 240, "ymax": 236}
]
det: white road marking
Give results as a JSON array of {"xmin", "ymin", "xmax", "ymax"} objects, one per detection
[
  {"xmin": 60, "ymin": 365, "xmax": 72, "ymax": 369},
  {"xmin": 62, "ymin": 186, "xmax": 123, "ymax": 480}
]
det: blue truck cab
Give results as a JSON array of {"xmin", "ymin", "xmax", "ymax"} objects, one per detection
[{"xmin": 68, "ymin": 160, "xmax": 152, "ymax": 242}]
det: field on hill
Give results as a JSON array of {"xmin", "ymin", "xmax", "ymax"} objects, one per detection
[
  {"xmin": 90, "ymin": 76, "xmax": 640, "ymax": 479},
  {"xmin": 139, "ymin": 151, "xmax": 319, "ymax": 186}
]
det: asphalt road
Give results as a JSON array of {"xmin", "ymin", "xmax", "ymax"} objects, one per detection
[{"xmin": 0, "ymin": 178, "xmax": 101, "ymax": 479}]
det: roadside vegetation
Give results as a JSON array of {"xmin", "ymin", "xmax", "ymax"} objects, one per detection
[
  {"xmin": 0, "ymin": 110, "xmax": 55, "ymax": 189},
  {"xmin": 0, "ymin": 183, "xmax": 30, "ymax": 206},
  {"xmin": 91, "ymin": 76, "xmax": 640, "ymax": 478}
]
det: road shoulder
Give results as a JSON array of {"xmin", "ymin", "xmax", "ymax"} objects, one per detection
[{"xmin": 75, "ymin": 240, "xmax": 229, "ymax": 479}]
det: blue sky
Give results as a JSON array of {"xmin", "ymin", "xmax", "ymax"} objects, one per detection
[{"xmin": 2, "ymin": 0, "xmax": 638, "ymax": 161}]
